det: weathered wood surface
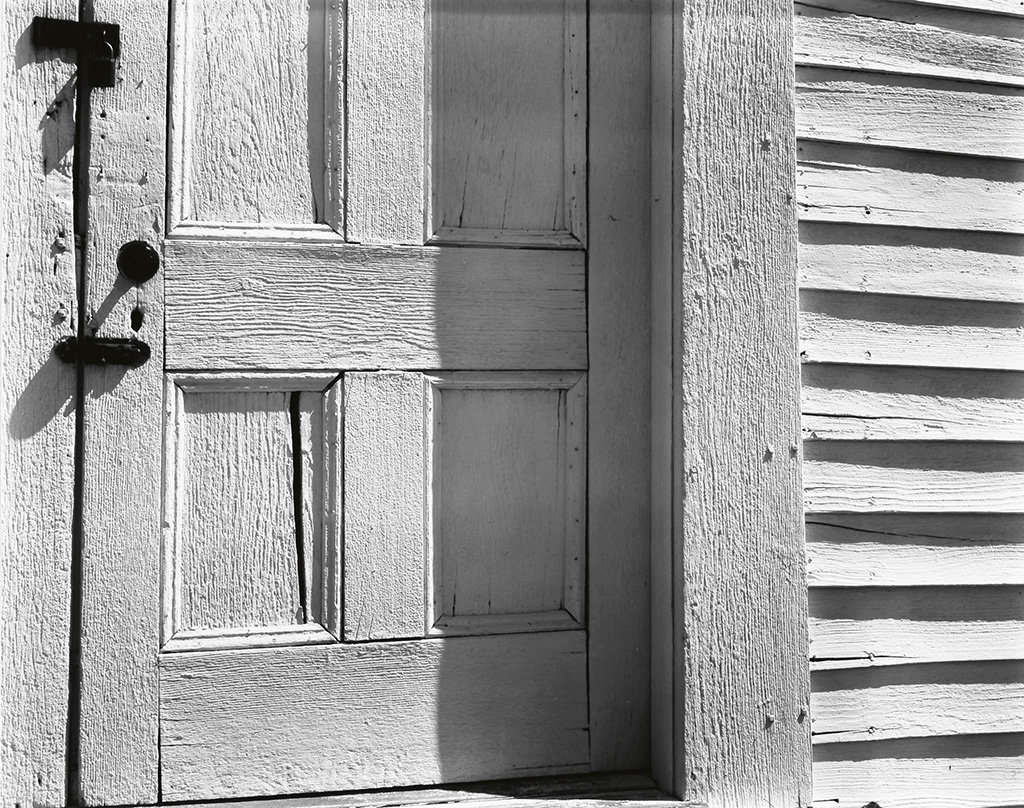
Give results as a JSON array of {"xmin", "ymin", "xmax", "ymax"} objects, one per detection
[
  {"xmin": 797, "ymin": 69, "xmax": 1024, "ymax": 159},
  {"xmin": 432, "ymin": 0, "xmax": 585, "ymax": 244},
  {"xmin": 796, "ymin": 1, "xmax": 1024, "ymax": 86},
  {"xmin": 799, "ymin": 223, "xmax": 1024, "ymax": 302},
  {"xmin": 799, "ymin": 291, "xmax": 1024, "ymax": 371},
  {"xmin": 175, "ymin": 773, "xmax": 701, "ymax": 808},
  {"xmin": 807, "ymin": 514, "xmax": 1024, "ymax": 586},
  {"xmin": 347, "ymin": 0, "xmax": 424, "ymax": 244},
  {"xmin": 798, "ymin": 1, "xmax": 1024, "ymax": 804},
  {"xmin": 160, "ymin": 633, "xmax": 589, "ymax": 800},
  {"xmin": 0, "ymin": 2, "xmax": 78, "ymax": 803},
  {"xmin": 809, "ymin": 586, "xmax": 1024, "ymax": 666},
  {"xmin": 803, "ymin": 365, "xmax": 1024, "ymax": 442},
  {"xmin": 169, "ymin": 0, "xmax": 338, "ymax": 226},
  {"xmin": 77, "ymin": 0, "xmax": 166, "ymax": 801},
  {"xmin": 343, "ymin": 372, "xmax": 429, "ymax": 640},
  {"xmin": 798, "ymin": 142, "xmax": 1024, "ymax": 233},
  {"xmin": 813, "ymin": 736, "xmax": 1024, "ymax": 808},
  {"xmin": 170, "ymin": 387, "xmax": 322, "ymax": 634},
  {"xmin": 657, "ymin": 0, "xmax": 812, "ymax": 802},
  {"xmin": 586, "ymin": 2, "xmax": 651, "ymax": 769},
  {"xmin": 887, "ymin": 0, "xmax": 1024, "ymax": 16},
  {"xmin": 811, "ymin": 661, "xmax": 1024, "ymax": 743},
  {"xmin": 804, "ymin": 441, "xmax": 1024, "ymax": 513},
  {"xmin": 431, "ymin": 373, "xmax": 585, "ymax": 629},
  {"xmin": 165, "ymin": 240, "xmax": 586, "ymax": 370}
]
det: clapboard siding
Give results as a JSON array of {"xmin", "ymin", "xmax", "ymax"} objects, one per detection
[
  {"xmin": 797, "ymin": 69, "xmax": 1024, "ymax": 159},
  {"xmin": 797, "ymin": 1, "xmax": 1024, "ymax": 805},
  {"xmin": 795, "ymin": 1, "xmax": 1024, "ymax": 86},
  {"xmin": 799, "ymin": 223, "xmax": 1024, "ymax": 303},
  {"xmin": 798, "ymin": 142, "xmax": 1024, "ymax": 233},
  {"xmin": 812, "ymin": 734, "xmax": 1024, "ymax": 808}
]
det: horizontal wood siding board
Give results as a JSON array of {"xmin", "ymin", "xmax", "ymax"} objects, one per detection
[
  {"xmin": 810, "ymin": 660, "xmax": 1024, "ymax": 743},
  {"xmin": 796, "ymin": 68, "xmax": 1024, "ymax": 159},
  {"xmin": 796, "ymin": 141, "xmax": 1024, "ymax": 234},
  {"xmin": 799, "ymin": 290, "xmax": 1024, "ymax": 371},
  {"xmin": 165, "ymin": 241, "xmax": 585, "ymax": 370},
  {"xmin": 802, "ymin": 365, "xmax": 1024, "ymax": 442},
  {"xmin": 799, "ymin": 222, "xmax": 1024, "ymax": 303},
  {"xmin": 795, "ymin": 2, "xmax": 1024, "ymax": 86},
  {"xmin": 812, "ymin": 733, "xmax": 1024, "ymax": 808},
  {"xmin": 888, "ymin": 0, "xmax": 1024, "ymax": 18},
  {"xmin": 807, "ymin": 513, "xmax": 1024, "ymax": 586},
  {"xmin": 808, "ymin": 585, "xmax": 1024, "ymax": 664},
  {"xmin": 803, "ymin": 440, "xmax": 1024, "ymax": 513},
  {"xmin": 160, "ymin": 632, "xmax": 589, "ymax": 799}
]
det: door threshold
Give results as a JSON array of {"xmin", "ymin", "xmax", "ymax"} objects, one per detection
[{"xmin": 153, "ymin": 773, "xmax": 704, "ymax": 808}]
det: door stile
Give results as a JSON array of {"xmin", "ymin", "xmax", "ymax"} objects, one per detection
[
  {"xmin": 77, "ymin": 0, "xmax": 167, "ymax": 802},
  {"xmin": 586, "ymin": 0, "xmax": 653, "ymax": 770}
]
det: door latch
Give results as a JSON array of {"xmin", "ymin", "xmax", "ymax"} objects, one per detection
[
  {"xmin": 54, "ymin": 336, "xmax": 150, "ymax": 367},
  {"xmin": 32, "ymin": 16, "xmax": 120, "ymax": 88}
]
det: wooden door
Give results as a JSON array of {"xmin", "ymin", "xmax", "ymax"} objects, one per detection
[{"xmin": 76, "ymin": 0, "xmax": 651, "ymax": 803}]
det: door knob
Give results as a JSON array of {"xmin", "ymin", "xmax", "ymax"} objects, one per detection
[{"xmin": 117, "ymin": 240, "xmax": 160, "ymax": 285}]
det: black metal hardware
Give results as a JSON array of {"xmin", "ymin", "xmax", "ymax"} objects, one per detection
[
  {"xmin": 117, "ymin": 240, "xmax": 160, "ymax": 285},
  {"xmin": 32, "ymin": 16, "xmax": 121, "ymax": 88},
  {"xmin": 54, "ymin": 336, "xmax": 150, "ymax": 367}
]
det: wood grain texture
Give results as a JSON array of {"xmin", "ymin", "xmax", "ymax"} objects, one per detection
[
  {"xmin": 799, "ymin": 291, "xmax": 1024, "ymax": 371},
  {"xmin": 807, "ymin": 513, "xmax": 1024, "ymax": 586},
  {"xmin": 170, "ymin": 0, "xmax": 337, "ymax": 225},
  {"xmin": 77, "ymin": 0, "xmax": 167, "ymax": 800},
  {"xmin": 164, "ymin": 240, "xmax": 586, "ymax": 370},
  {"xmin": 797, "ymin": 68, "xmax": 1024, "ymax": 159},
  {"xmin": 172, "ymin": 388, "xmax": 319, "ymax": 633},
  {"xmin": 802, "ymin": 365, "xmax": 1024, "ymax": 442},
  {"xmin": 571, "ymin": 0, "xmax": 654, "ymax": 775},
  {"xmin": 811, "ymin": 661, "xmax": 1024, "ymax": 743},
  {"xmin": 812, "ymin": 734, "xmax": 1024, "ymax": 808},
  {"xmin": 797, "ymin": 142, "xmax": 1024, "ymax": 233},
  {"xmin": 798, "ymin": 223, "xmax": 1024, "ymax": 303},
  {"xmin": 809, "ymin": 586, "xmax": 1024, "ymax": 665},
  {"xmin": 432, "ymin": 0, "xmax": 585, "ymax": 244},
  {"xmin": 804, "ymin": 440, "xmax": 1024, "ymax": 513},
  {"xmin": 343, "ymin": 372, "xmax": 430, "ymax": 640},
  {"xmin": 660, "ymin": 0, "xmax": 812, "ymax": 801},
  {"xmin": 166, "ymin": 773, "xmax": 697, "ymax": 808},
  {"xmin": 0, "ymin": 2, "xmax": 78, "ymax": 802},
  {"xmin": 160, "ymin": 633, "xmax": 590, "ymax": 800},
  {"xmin": 890, "ymin": 0, "xmax": 1024, "ymax": 16},
  {"xmin": 347, "ymin": 0, "xmax": 425, "ymax": 244},
  {"xmin": 795, "ymin": 1, "xmax": 1024, "ymax": 86},
  {"xmin": 431, "ymin": 373, "xmax": 585, "ymax": 629}
]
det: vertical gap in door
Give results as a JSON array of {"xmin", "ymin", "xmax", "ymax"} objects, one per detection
[
  {"xmin": 582, "ymin": 0, "xmax": 593, "ymax": 767},
  {"xmin": 66, "ymin": 0, "xmax": 94, "ymax": 803},
  {"xmin": 290, "ymin": 392, "xmax": 309, "ymax": 623}
]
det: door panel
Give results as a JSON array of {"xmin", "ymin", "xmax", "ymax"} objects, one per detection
[{"xmin": 432, "ymin": 0, "xmax": 585, "ymax": 245}]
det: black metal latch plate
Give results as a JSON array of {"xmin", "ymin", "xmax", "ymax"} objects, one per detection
[
  {"xmin": 32, "ymin": 16, "xmax": 121, "ymax": 87},
  {"xmin": 55, "ymin": 336, "xmax": 150, "ymax": 367}
]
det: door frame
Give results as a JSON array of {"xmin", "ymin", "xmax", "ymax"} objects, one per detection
[
  {"xmin": 0, "ymin": 0, "xmax": 811, "ymax": 805},
  {"xmin": 649, "ymin": 0, "xmax": 812, "ymax": 803}
]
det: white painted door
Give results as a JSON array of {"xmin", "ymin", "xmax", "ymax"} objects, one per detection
[{"xmin": 77, "ymin": 0, "xmax": 651, "ymax": 803}]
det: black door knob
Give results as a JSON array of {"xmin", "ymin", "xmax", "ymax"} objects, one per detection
[{"xmin": 117, "ymin": 240, "xmax": 160, "ymax": 285}]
